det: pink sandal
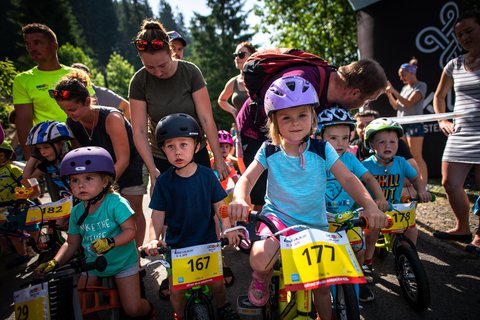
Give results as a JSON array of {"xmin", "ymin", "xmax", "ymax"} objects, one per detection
[{"xmin": 248, "ymin": 270, "xmax": 273, "ymax": 306}]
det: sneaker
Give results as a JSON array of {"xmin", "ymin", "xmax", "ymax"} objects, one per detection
[
  {"xmin": 217, "ymin": 302, "xmax": 240, "ymax": 320},
  {"xmin": 362, "ymin": 264, "xmax": 374, "ymax": 283},
  {"xmin": 6, "ymin": 254, "xmax": 31, "ymax": 269},
  {"xmin": 359, "ymin": 284, "xmax": 375, "ymax": 303},
  {"xmin": 248, "ymin": 270, "xmax": 273, "ymax": 306}
]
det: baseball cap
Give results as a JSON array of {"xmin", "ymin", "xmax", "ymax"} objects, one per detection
[{"xmin": 167, "ymin": 30, "xmax": 187, "ymax": 47}]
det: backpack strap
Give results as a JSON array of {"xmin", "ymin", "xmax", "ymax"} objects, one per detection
[
  {"xmin": 307, "ymin": 138, "xmax": 327, "ymax": 160},
  {"xmin": 264, "ymin": 141, "xmax": 281, "ymax": 158}
]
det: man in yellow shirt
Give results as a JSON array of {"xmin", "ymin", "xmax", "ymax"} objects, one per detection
[{"xmin": 13, "ymin": 23, "xmax": 92, "ymax": 159}]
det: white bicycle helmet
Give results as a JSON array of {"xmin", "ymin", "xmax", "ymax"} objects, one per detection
[{"xmin": 27, "ymin": 121, "xmax": 74, "ymax": 146}]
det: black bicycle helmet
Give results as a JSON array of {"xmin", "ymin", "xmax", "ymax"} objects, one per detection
[{"xmin": 155, "ymin": 113, "xmax": 200, "ymax": 148}]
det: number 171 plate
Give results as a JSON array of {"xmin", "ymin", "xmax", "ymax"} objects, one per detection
[{"xmin": 172, "ymin": 242, "xmax": 223, "ymax": 290}]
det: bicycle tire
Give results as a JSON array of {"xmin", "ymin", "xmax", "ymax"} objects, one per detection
[
  {"xmin": 395, "ymin": 241, "xmax": 430, "ymax": 311},
  {"xmin": 333, "ymin": 284, "xmax": 360, "ymax": 320},
  {"xmin": 189, "ymin": 303, "xmax": 211, "ymax": 320}
]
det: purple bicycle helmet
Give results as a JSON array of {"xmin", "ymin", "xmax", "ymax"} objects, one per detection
[
  {"xmin": 264, "ymin": 76, "xmax": 319, "ymax": 116},
  {"xmin": 218, "ymin": 130, "xmax": 234, "ymax": 145},
  {"xmin": 60, "ymin": 146, "xmax": 115, "ymax": 178}
]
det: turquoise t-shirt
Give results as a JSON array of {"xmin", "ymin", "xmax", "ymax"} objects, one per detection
[
  {"xmin": 362, "ymin": 155, "xmax": 417, "ymax": 203},
  {"xmin": 68, "ymin": 193, "xmax": 137, "ymax": 277},
  {"xmin": 255, "ymin": 139, "xmax": 339, "ymax": 231},
  {"xmin": 326, "ymin": 152, "xmax": 368, "ymax": 213}
]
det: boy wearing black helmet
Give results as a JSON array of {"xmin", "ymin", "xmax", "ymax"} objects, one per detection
[{"xmin": 141, "ymin": 113, "xmax": 240, "ymax": 320}]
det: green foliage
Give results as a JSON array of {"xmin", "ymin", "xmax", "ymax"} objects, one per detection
[
  {"xmin": 0, "ymin": 59, "xmax": 17, "ymax": 130},
  {"xmin": 105, "ymin": 52, "xmax": 134, "ymax": 98},
  {"xmin": 114, "ymin": 0, "xmax": 154, "ymax": 69},
  {"xmin": 189, "ymin": 0, "xmax": 253, "ymax": 130},
  {"xmin": 58, "ymin": 43, "xmax": 94, "ymax": 68},
  {"xmin": 257, "ymin": 0, "xmax": 357, "ymax": 66},
  {"xmin": 70, "ymin": 0, "xmax": 119, "ymax": 66}
]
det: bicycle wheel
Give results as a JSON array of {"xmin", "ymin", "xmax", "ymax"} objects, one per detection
[
  {"xmin": 333, "ymin": 284, "xmax": 360, "ymax": 320},
  {"xmin": 395, "ymin": 241, "xmax": 430, "ymax": 311},
  {"xmin": 189, "ymin": 303, "xmax": 211, "ymax": 320}
]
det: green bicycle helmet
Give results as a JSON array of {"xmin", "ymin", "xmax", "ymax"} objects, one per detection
[
  {"xmin": 0, "ymin": 140, "xmax": 15, "ymax": 161},
  {"xmin": 364, "ymin": 118, "xmax": 404, "ymax": 149}
]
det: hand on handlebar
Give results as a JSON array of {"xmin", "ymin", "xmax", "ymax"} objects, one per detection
[
  {"xmin": 375, "ymin": 199, "xmax": 390, "ymax": 212},
  {"xmin": 35, "ymin": 259, "xmax": 58, "ymax": 275},
  {"xmin": 90, "ymin": 237, "xmax": 115, "ymax": 254},
  {"xmin": 228, "ymin": 199, "xmax": 250, "ymax": 222},
  {"xmin": 417, "ymin": 190, "xmax": 432, "ymax": 203},
  {"xmin": 222, "ymin": 228, "xmax": 240, "ymax": 247},
  {"xmin": 140, "ymin": 239, "xmax": 167, "ymax": 257},
  {"xmin": 361, "ymin": 206, "xmax": 389, "ymax": 229}
]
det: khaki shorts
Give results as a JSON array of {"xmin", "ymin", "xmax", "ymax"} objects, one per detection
[{"xmin": 119, "ymin": 184, "xmax": 147, "ymax": 196}]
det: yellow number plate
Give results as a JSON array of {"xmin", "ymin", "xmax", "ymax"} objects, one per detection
[
  {"xmin": 172, "ymin": 242, "xmax": 223, "ymax": 290},
  {"xmin": 381, "ymin": 202, "xmax": 416, "ymax": 234},
  {"xmin": 25, "ymin": 197, "xmax": 72, "ymax": 225},
  {"xmin": 327, "ymin": 223, "xmax": 362, "ymax": 245},
  {"xmin": 14, "ymin": 283, "xmax": 50, "ymax": 320},
  {"xmin": 280, "ymin": 229, "xmax": 365, "ymax": 292}
]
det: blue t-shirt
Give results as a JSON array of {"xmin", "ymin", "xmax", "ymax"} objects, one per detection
[
  {"xmin": 362, "ymin": 155, "xmax": 417, "ymax": 203},
  {"xmin": 326, "ymin": 152, "xmax": 368, "ymax": 213},
  {"xmin": 149, "ymin": 165, "xmax": 227, "ymax": 248},
  {"xmin": 255, "ymin": 139, "xmax": 339, "ymax": 231},
  {"xmin": 68, "ymin": 193, "xmax": 137, "ymax": 277}
]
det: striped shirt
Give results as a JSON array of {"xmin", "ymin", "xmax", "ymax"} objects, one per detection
[{"xmin": 442, "ymin": 55, "xmax": 480, "ymax": 163}]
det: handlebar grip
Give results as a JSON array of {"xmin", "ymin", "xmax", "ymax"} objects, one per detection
[
  {"xmin": 386, "ymin": 216, "xmax": 394, "ymax": 229},
  {"xmin": 219, "ymin": 205, "xmax": 229, "ymax": 219},
  {"xmin": 140, "ymin": 246, "xmax": 171, "ymax": 258},
  {"xmin": 82, "ymin": 256, "xmax": 107, "ymax": 272}
]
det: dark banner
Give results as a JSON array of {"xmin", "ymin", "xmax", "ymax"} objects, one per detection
[{"xmin": 355, "ymin": 0, "xmax": 463, "ymax": 178}]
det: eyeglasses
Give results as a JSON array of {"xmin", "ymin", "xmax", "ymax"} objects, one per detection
[
  {"xmin": 233, "ymin": 51, "xmax": 247, "ymax": 59},
  {"xmin": 48, "ymin": 89, "xmax": 78, "ymax": 100},
  {"xmin": 134, "ymin": 39, "xmax": 167, "ymax": 51}
]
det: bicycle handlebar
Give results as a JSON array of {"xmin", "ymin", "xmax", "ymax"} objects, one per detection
[
  {"xmin": 33, "ymin": 256, "xmax": 107, "ymax": 283},
  {"xmin": 139, "ymin": 238, "xmax": 230, "ymax": 259}
]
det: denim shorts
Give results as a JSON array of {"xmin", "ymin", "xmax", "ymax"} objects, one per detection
[
  {"xmin": 82, "ymin": 263, "xmax": 138, "ymax": 278},
  {"xmin": 403, "ymin": 123, "xmax": 425, "ymax": 137}
]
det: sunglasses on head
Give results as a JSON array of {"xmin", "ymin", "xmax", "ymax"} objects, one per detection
[
  {"xmin": 134, "ymin": 39, "xmax": 167, "ymax": 51},
  {"xmin": 233, "ymin": 51, "xmax": 247, "ymax": 59},
  {"xmin": 48, "ymin": 89, "xmax": 79, "ymax": 100}
]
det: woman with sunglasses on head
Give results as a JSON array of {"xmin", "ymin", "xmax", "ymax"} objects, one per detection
[
  {"xmin": 51, "ymin": 71, "xmax": 147, "ymax": 249},
  {"xmin": 218, "ymin": 42, "xmax": 256, "ymax": 120},
  {"xmin": 129, "ymin": 19, "xmax": 228, "ymax": 193}
]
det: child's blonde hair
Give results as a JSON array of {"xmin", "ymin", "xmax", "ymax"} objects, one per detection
[{"xmin": 266, "ymin": 105, "xmax": 317, "ymax": 146}]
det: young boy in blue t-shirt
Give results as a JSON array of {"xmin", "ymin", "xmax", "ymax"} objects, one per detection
[
  {"xmin": 317, "ymin": 107, "xmax": 388, "ymax": 303},
  {"xmin": 141, "ymin": 113, "xmax": 240, "ymax": 320},
  {"xmin": 361, "ymin": 118, "xmax": 431, "ymax": 285}
]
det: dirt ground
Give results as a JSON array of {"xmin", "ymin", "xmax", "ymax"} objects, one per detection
[{"xmin": 416, "ymin": 182, "xmax": 480, "ymax": 248}]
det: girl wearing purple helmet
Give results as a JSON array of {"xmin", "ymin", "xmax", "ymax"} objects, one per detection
[
  {"xmin": 228, "ymin": 76, "xmax": 388, "ymax": 318},
  {"xmin": 35, "ymin": 147, "xmax": 153, "ymax": 318}
]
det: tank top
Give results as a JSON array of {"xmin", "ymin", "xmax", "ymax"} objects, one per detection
[
  {"xmin": 67, "ymin": 107, "xmax": 144, "ymax": 188},
  {"xmin": 231, "ymin": 76, "xmax": 249, "ymax": 111}
]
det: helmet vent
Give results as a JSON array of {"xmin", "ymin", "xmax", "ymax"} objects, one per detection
[
  {"xmin": 286, "ymin": 81, "xmax": 295, "ymax": 91},
  {"xmin": 85, "ymin": 160, "xmax": 91, "ymax": 165},
  {"xmin": 302, "ymin": 85, "xmax": 309, "ymax": 93}
]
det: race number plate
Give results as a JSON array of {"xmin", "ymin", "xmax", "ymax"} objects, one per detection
[
  {"xmin": 25, "ymin": 197, "xmax": 72, "ymax": 225},
  {"xmin": 172, "ymin": 242, "xmax": 223, "ymax": 290},
  {"xmin": 14, "ymin": 283, "xmax": 50, "ymax": 320},
  {"xmin": 280, "ymin": 229, "xmax": 365, "ymax": 292},
  {"xmin": 381, "ymin": 202, "xmax": 416, "ymax": 234}
]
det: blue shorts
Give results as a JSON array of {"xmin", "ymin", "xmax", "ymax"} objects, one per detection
[{"xmin": 403, "ymin": 123, "xmax": 425, "ymax": 137}]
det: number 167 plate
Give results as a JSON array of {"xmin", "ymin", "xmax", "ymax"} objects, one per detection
[{"xmin": 172, "ymin": 242, "xmax": 223, "ymax": 290}]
